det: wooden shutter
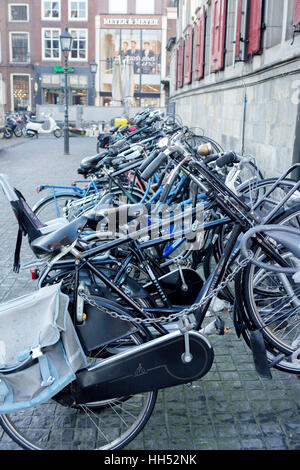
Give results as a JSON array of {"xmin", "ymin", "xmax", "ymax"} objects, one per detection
[
  {"xmin": 210, "ymin": 0, "xmax": 227, "ymax": 73},
  {"xmin": 184, "ymin": 25, "xmax": 193, "ymax": 85},
  {"xmin": 294, "ymin": 0, "xmax": 300, "ymax": 26},
  {"xmin": 235, "ymin": 0, "xmax": 243, "ymax": 58},
  {"xmin": 195, "ymin": 6, "xmax": 206, "ymax": 80},
  {"xmin": 247, "ymin": 0, "xmax": 263, "ymax": 55},
  {"xmin": 178, "ymin": 38, "xmax": 185, "ymax": 88}
]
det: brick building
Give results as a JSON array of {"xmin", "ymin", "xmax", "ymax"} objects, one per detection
[
  {"xmin": 0, "ymin": 0, "xmax": 99, "ymax": 112},
  {"xmin": 0, "ymin": 0, "xmax": 177, "ymax": 115},
  {"xmin": 168, "ymin": 0, "xmax": 300, "ymax": 176}
]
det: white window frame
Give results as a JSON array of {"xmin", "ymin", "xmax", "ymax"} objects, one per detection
[
  {"xmin": 136, "ymin": 0, "xmax": 155, "ymax": 15},
  {"xmin": 109, "ymin": 0, "xmax": 127, "ymax": 14},
  {"xmin": 41, "ymin": 0, "xmax": 61, "ymax": 21},
  {"xmin": 8, "ymin": 3, "xmax": 29, "ymax": 22},
  {"xmin": 69, "ymin": 0, "xmax": 88, "ymax": 21},
  {"xmin": 9, "ymin": 31, "xmax": 30, "ymax": 63},
  {"xmin": 42, "ymin": 28, "xmax": 61, "ymax": 61},
  {"xmin": 69, "ymin": 28, "xmax": 88, "ymax": 62},
  {"xmin": 10, "ymin": 73, "xmax": 32, "ymax": 111}
]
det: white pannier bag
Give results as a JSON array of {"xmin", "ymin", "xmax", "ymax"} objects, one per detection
[{"xmin": 0, "ymin": 284, "xmax": 87, "ymax": 414}]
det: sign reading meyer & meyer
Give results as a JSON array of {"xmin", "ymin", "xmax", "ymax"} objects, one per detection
[{"xmin": 100, "ymin": 15, "xmax": 162, "ymax": 29}]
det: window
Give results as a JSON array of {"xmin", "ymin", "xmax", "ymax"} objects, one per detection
[
  {"xmin": 100, "ymin": 28, "xmax": 161, "ymax": 107},
  {"xmin": 70, "ymin": 29, "xmax": 88, "ymax": 60},
  {"xmin": 136, "ymin": 0, "xmax": 154, "ymax": 15},
  {"xmin": 109, "ymin": 0, "xmax": 127, "ymax": 14},
  {"xmin": 11, "ymin": 74, "xmax": 31, "ymax": 111},
  {"xmin": 69, "ymin": 0, "xmax": 88, "ymax": 20},
  {"xmin": 235, "ymin": 0, "xmax": 243, "ymax": 59},
  {"xmin": 10, "ymin": 32, "xmax": 29, "ymax": 63},
  {"xmin": 42, "ymin": 1, "xmax": 60, "ymax": 20},
  {"xmin": 42, "ymin": 28, "xmax": 61, "ymax": 60},
  {"xmin": 9, "ymin": 4, "xmax": 29, "ymax": 21}
]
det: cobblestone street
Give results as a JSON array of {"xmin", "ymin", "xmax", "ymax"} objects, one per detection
[{"xmin": 0, "ymin": 137, "xmax": 299, "ymax": 451}]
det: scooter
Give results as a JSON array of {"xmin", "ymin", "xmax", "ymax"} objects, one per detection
[
  {"xmin": 25, "ymin": 113, "xmax": 62, "ymax": 138},
  {"xmin": 4, "ymin": 115, "xmax": 23, "ymax": 138}
]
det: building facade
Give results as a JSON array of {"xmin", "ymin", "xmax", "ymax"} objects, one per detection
[
  {"xmin": 94, "ymin": 0, "xmax": 177, "ymax": 109},
  {"xmin": 168, "ymin": 0, "xmax": 300, "ymax": 176},
  {"xmin": 0, "ymin": 0, "xmax": 176, "ymax": 116},
  {"xmin": 0, "ymin": 0, "xmax": 99, "ymax": 113}
]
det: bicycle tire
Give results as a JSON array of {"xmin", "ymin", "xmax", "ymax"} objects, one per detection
[
  {"xmin": 32, "ymin": 192, "xmax": 82, "ymax": 222},
  {"xmin": 242, "ymin": 204, "xmax": 300, "ymax": 356},
  {"xmin": 0, "ymin": 325, "xmax": 157, "ymax": 450},
  {"xmin": 233, "ymin": 301, "xmax": 300, "ymax": 375}
]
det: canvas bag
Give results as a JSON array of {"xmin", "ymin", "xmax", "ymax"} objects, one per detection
[{"xmin": 0, "ymin": 284, "xmax": 87, "ymax": 414}]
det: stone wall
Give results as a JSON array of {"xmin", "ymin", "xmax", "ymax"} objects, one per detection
[
  {"xmin": 173, "ymin": 59, "xmax": 300, "ymax": 177},
  {"xmin": 168, "ymin": 0, "xmax": 300, "ymax": 178}
]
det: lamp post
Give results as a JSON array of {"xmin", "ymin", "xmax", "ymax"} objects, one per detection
[
  {"xmin": 60, "ymin": 27, "xmax": 73, "ymax": 155},
  {"xmin": 89, "ymin": 59, "xmax": 98, "ymax": 106}
]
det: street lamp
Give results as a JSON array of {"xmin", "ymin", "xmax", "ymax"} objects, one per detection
[
  {"xmin": 89, "ymin": 59, "xmax": 98, "ymax": 106},
  {"xmin": 60, "ymin": 27, "xmax": 73, "ymax": 155}
]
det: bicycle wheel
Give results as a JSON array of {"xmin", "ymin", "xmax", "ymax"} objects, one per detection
[
  {"xmin": 14, "ymin": 127, "xmax": 23, "ymax": 137},
  {"xmin": 109, "ymin": 186, "xmax": 149, "ymax": 205},
  {"xmin": 0, "ymin": 329, "xmax": 157, "ymax": 450},
  {"xmin": 207, "ymin": 179, "xmax": 300, "ymax": 302},
  {"xmin": 32, "ymin": 193, "xmax": 82, "ymax": 223},
  {"xmin": 233, "ymin": 301, "xmax": 300, "ymax": 375},
  {"xmin": 238, "ymin": 177, "xmax": 298, "ymax": 212},
  {"xmin": 243, "ymin": 204, "xmax": 300, "ymax": 355}
]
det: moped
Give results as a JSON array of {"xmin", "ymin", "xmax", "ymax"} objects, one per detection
[
  {"xmin": 25, "ymin": 113, "xmax": 62, "ymax": 138},
  {"xmin": 4, "ymin": 115, "xmax": 23, "ymax": 138}
]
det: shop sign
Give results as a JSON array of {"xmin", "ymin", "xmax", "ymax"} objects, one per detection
[
  {"xmin": 53, "ymin": 65, "xmax": 74, "ymax": 74},
  {"xmin": 101, "ymin": 15, "xmax": 161, "ymax": 29}
]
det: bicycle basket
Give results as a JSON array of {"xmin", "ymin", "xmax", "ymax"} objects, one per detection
[{"xmin": 0, "ymin": 284, "xmax": 87, "ymax": 414}]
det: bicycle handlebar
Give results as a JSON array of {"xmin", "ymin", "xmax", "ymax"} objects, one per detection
[
  {"xmin": 140, "ymin": 151, "xmax": 169, "ymax": 180},
  {"xmin": 202, "ymin": 151, "xmax": 240, "ymax": 168},
  {"xmin": 139, "ymin": 149, "xmax": 160, "ymax": 172}
]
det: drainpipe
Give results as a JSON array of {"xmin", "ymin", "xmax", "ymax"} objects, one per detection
[
  {"xmin": 241, "ymin": 85, "xmax": 247, "ymax": 155},
  {"xmin": 292, "ymin": 101, "xmax": 300, "ymax": 181}
]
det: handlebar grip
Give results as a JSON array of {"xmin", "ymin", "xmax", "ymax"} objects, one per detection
[
  {"xmin": 139, "ymin": 149, "xmax": 160, "ymax": 172},
  {"xmin": 216, "ymin": 151, "xmax": 239, "ymax": 168},
  {"xmin": 140, "ymin": 152, "xmax": 168, "ymax": 180},
  {"xmin": 203, "ymin": 154, "xmax": 220, "ymax": 165}
]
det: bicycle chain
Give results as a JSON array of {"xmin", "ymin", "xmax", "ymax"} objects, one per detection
[{"xmin": 78, "ymin": 254, "xmax": 253, "ymax": 325}]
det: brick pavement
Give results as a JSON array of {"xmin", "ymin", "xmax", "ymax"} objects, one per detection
[{"xmin": 0, "ymin": 136, "xmax": 299, "ymax": 451}]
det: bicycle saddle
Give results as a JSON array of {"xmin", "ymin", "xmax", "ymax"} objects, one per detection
[
  {"xmin": 79, "ymin": 150, "xmax": 108, "ymax": 174},
  {"xmin": 30, "ymin": 216, "xmax": 88, "ymax": 257}
]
